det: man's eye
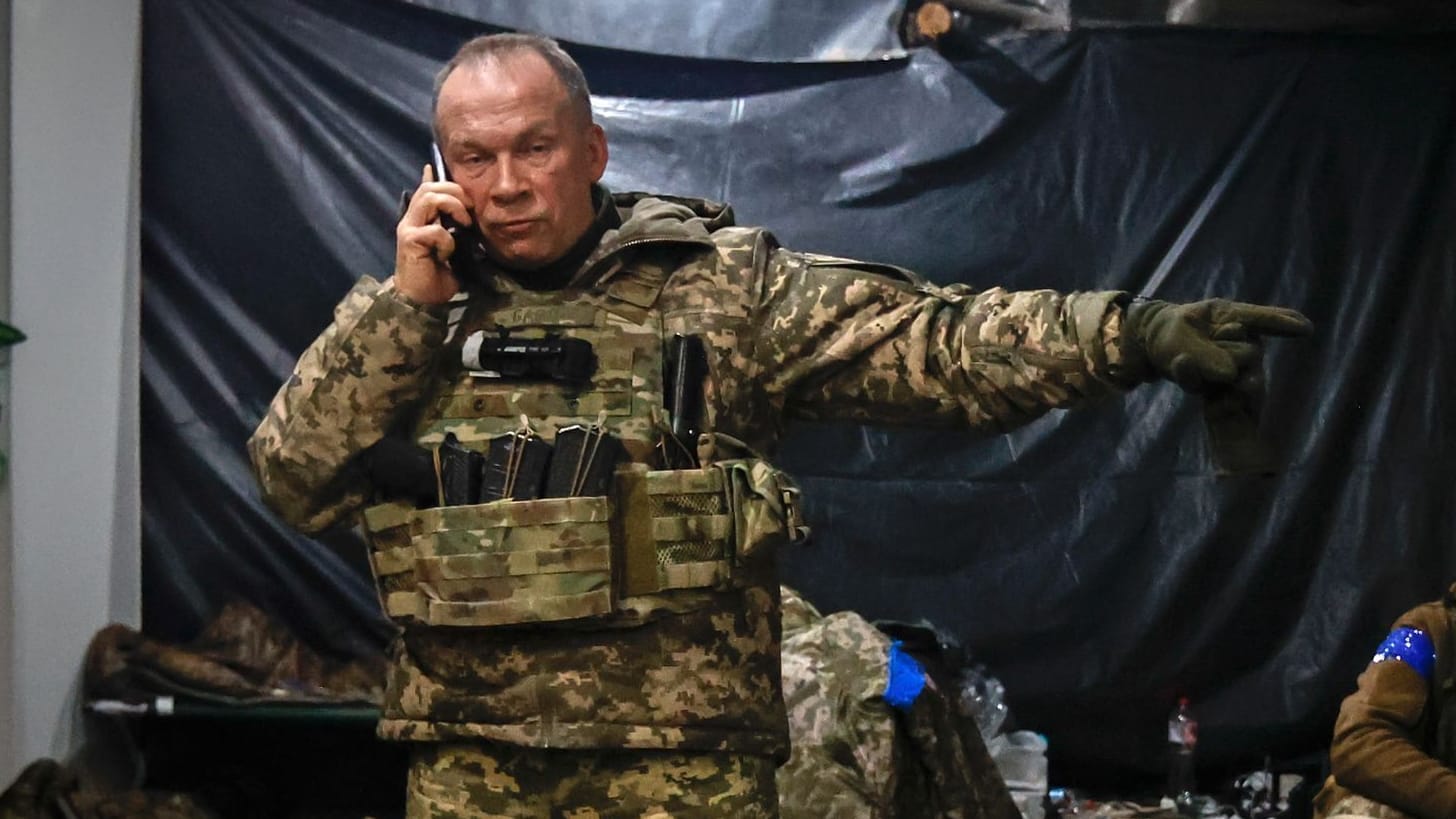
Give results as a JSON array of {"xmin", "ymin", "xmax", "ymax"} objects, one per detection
[{"xmin": 454, "ymin": 155, "xmax": 492, "ymax": 176}]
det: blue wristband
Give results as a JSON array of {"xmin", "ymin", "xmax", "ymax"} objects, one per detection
[
  {"xmin": 1372, "ymin": 627, "xmax": 1436, "ymax": 682},
  {"xmin": 884, "ymin": 641, "xmax": 927, "ymax": 710}
]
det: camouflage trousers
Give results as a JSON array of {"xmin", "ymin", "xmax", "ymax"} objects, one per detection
[
  {"xmin": 1322, "ymin": 795, "xmax": 1416, "ymax": 819},
  {"xmin": 405, "ymin": 742, "xmax": 779, "ymax": 819}
]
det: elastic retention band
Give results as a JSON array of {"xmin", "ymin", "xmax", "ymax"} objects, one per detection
[{"xmin": 432, "ymin": 445, "xmax": 445, "ymax": 507}]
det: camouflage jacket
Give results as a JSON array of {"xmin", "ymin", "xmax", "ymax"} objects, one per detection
[
  {"xmin": 779, "ymin": 586, "xmax": 899, "ymax": 818},
  {"xmin": 778, "ymin": 588, "xmax": 1019, "ymax": 819},
  {"xmin": 249, "ymin": 190, "xmax": 1129, "ymax": 758}
]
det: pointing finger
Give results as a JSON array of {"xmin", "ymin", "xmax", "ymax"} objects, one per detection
[{"xmin": 1216, "ymin": 303, "xmax": 1313, "ymax": 338}]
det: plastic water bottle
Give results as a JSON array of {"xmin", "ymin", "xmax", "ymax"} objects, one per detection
[
  {"xmin": 958, "ymin": 664, "xmax": 1010, "ymax": 740},
  {"xmin": 1166, "ymin": 697, "xmax": 1198, "ymax": 814}
]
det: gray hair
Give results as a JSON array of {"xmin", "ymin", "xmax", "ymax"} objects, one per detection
[{"xmin": 432, "ymin": 33, "xmax": 593, "ymax": 138}]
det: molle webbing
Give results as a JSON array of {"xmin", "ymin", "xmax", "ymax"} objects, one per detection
[
  {"xmin": 363, "ymin": 501, "xmax": 419, "ymax": 618},
  {"xmin": 615, "ymin": 466, "xmax": 732, "ymax": 598},
  {"xmin": 363, "ymin": 464, "xmax": 746, "ymax": 628}
]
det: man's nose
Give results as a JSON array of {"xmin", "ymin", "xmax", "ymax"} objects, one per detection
[{"xmin": 490, "ymin": 157, "xmax": 528, "ymax": 200}]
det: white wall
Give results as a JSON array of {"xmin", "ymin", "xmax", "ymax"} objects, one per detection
[
  {"xmin": 4, "ymin": 0, "xmax": 141, "ymax": 783},
  {"xmin": 0, "ymin": 0, "xmax": 12, "ymax": 785}
]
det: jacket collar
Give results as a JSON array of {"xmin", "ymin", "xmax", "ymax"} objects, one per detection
[{"xmin": 475, "ymin": 187, "xmax": 731, "ymax": 303}]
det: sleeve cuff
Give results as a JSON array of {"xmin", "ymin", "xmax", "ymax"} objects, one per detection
[{"xmin": 380, "ymin": 276, "xmax": 453, "ymax": 320}]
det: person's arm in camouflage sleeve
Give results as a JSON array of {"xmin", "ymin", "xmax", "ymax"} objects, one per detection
[
  {"xmin": 748, "ymin": 247, "xmax": 1130, "ymax": 431},
  {"xmin": 1327, "ymin": 601, "xmax": 1456, "ymax": 819},
  {"xmin": 247, "ymin": 276, "xmax": 448, "ymax": 533},
  {"xmin": 747, "ymin": 246, "xmax": 1310, "ymax": 431},
  {"xmin": 248, "ymin": 165, "xmax": 470, "ymax": 533}
]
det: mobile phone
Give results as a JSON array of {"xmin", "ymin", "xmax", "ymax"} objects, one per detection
[{"xmin": 430, "ymin": 142, "xmax": 487, "ymax": 285}]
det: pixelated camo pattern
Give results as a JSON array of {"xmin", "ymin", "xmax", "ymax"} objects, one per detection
[
  {"xmin": 777, "ymin": 586, "xmax": 898, "ymax": 819},
  {"xmin": 249, "ymin": 277, "xmax": 447, "ymax": 534},
  {"xmin": 378, "ymin": 578, "xmax": 785, "ymax": 756},
  {"xmin": 405, "ymin": 743, "xmax": 776, "ymax": 818},
  {"xmin": 777, "ymin": 587, "xmax": 1020, "ymax": 819},
  {"xmin": 250, "ymin": 190, "xmax": 1128, "ymax": 759}
]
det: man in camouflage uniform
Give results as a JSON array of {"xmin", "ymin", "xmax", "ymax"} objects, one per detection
[
  {"xmin": 1313, "ymin": 584, "xmax": 1456, "ymax": 819},
  {"xmin": 249, "ymin": 32, "xmax": 1310, "ymax": 818}
]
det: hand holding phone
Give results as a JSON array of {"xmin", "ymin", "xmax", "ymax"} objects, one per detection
[
  {"xmin": 392, "ymin": 147, "xmax": 478, "ymax": 304},
  {"xmin": 429, "ymin": 144, "xmax": 489, "ymax": 288}
]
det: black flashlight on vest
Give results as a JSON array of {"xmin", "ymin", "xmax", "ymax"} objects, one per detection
[{"xmin": 461, "ymin": 331, "xmax": 596, "ymax": 387}]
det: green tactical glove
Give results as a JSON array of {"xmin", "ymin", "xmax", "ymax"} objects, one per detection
[{"xmin": 1116, "ymin": 299, "xmax": 1312, "ymax": 392}]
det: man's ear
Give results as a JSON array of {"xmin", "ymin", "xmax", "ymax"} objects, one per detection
[{"xmin": 586, "ymin": 123, "xmax": 608, "ymax": 182}]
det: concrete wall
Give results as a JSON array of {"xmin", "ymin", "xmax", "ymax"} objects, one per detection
[{"xmin": 4, "ymin": 0, "xmax": 142, "ymax": 784}]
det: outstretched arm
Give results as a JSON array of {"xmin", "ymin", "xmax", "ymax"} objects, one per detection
[{"xmin": 748, "ymin": 249, "xmax": 1309, "ymax": 433}]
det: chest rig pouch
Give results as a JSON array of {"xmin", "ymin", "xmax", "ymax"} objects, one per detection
[{"xmin": 360, "ymin": 281, "xmax": 803, "ymax": 629}]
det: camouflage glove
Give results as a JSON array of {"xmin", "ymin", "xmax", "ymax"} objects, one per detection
[{"xmin": 1117, "ymin": 299, "xmax": 1312, "ymax": 392}]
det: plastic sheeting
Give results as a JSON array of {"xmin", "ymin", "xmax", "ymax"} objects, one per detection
[
  {"xmin": 1075, "ymin": 0, "xmax": 1456, "ymax": 30},
  {"xmin": 141, "ymin": 0, "xmax": 1456, "ymax": 786},
  {"xmin": 403, "ymin": 0, "xmax": 910, "ymax": 62}
]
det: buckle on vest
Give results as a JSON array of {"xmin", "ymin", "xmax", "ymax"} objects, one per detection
[{"xmin": 781, "ymin": 484, "xmax": 810, "ymax": 544}]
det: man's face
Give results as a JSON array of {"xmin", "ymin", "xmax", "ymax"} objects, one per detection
[{"xmin": 435, "ymin": 52, "xmax": 607, "ymax": 271}]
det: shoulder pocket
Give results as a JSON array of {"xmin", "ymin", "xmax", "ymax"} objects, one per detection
[{"xmin": 800, "ymin": 253, "xmax": 926, "ymax": 288}]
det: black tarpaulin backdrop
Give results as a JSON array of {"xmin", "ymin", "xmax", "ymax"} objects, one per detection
[{"xmin": 141, "ymin": 0, "xmax": 1456, "ymax": 786}]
